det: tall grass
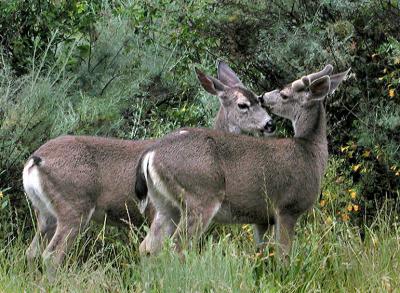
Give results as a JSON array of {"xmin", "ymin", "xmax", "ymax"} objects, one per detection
[{"xmin": 0, "ymin": 201, "xmax": 398, "ymax": 292}]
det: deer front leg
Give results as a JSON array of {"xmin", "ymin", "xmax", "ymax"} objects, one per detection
[
  {"xmin": 275, "ymin": 210, "xmax": 299, "ymax": 259},
  {"xmin": 253, "ymin": 223, "xmax": 273, "ymax": 248},
  {"xmin": 172, "ymin": 199, "xmax": 221, "ymax": 253}
]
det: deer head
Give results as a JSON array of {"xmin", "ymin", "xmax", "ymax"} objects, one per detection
[
  {"xmin": 260, "ymin": 65, "xmax": 350, "ymax": 139},
  {"xmin": 261, "ymin": 65, "xmax": 350, "ymax": 120},
  {"xmin": 196, "ymin": 61, "xmax": 275, "ymax": 135}
]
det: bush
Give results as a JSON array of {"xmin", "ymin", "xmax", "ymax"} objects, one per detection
[{"xmin": 0, "ymin": 0, "xmax": 102, "ymax": 75}]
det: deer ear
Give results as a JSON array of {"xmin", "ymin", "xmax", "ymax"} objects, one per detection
[
  {"xmin": 217, "ymin": 61, "xmax": 243, "ymax": 88},
  {"xmin": 329, "ymin": 68, "xmax": 350, "ymax": 94},
  {"xmin": 196, "ymin": 68, "xmax": 227, "ymax": 95},
  {"xmin": 309, "ymin": 75, "xmax": 331, "ymax": 100}
]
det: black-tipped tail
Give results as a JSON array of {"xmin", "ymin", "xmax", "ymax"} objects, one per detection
[{"xmin": 135, "ymin": 154, "xmax": 148, "ymax": 202}]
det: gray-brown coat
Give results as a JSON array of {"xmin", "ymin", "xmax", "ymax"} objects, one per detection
[
  {"xmin": 136, "ymin": 65, "xmax": 350, "ymax": 256},
  {"xmin": 22, "ymin": 61, "xmax": 273, "ymax": 273}
]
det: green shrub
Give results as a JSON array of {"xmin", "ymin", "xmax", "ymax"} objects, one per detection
[{"xmin": 0, "ymin": 0, "xmax": 102, "ymax": 75}]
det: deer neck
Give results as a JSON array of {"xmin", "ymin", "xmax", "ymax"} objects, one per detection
[
  {"xmin": 294, "ymin": 102, "xmax": 327, "ymax": 144},
  {"xmin": 293, "ymin": 102, "xmax": 328, "ymax": 173},
  {"xmin": 213, "ymin": 107, "xmax": 241, "ymax": 134}
]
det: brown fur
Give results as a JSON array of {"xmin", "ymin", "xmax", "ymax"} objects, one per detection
[
  {"xmin": 22, "ymin": 61, "xmax": 273, "ymax": 273},
  {"xmin": 138, "ymin": 65, "xmax": 350, "ymax": 256},
  {"xmin": 33, "ymin": 136, "xmax": 155, "ymax": 225}
]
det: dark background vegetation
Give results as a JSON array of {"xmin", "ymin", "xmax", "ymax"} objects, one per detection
[{"xmin": 0, "ymin": 0, "xmax": 399, "ymax": 242}]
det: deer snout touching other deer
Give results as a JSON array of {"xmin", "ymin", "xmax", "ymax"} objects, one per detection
[
  {"xmin": 263, "ymin": 119, "xmax": 276, "ymax": 134},
  {"xmin": 199, "ymin": 64, "xmax": 275, "ymax": 137},
  {"xmin": 136, "ymin": 64, "xmax": 350, "ymax": 258},
  {"xmin": 22, "ymin": 60, "xmax": 273, "ymax": 278}
]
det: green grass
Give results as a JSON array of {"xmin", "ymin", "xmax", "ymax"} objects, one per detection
[{"xmin": 0, "ymin": 205, "xmax": 399, "ymax": 293}]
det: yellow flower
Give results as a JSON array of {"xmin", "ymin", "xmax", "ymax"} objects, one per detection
[
  {"xmin": 340, "ymin": 145, "xmax": 349, "ymax": 152},
  {"xmin": 352, "ymin": 164, "xmax": 361, "ymax": 172},
  {"xmin": 389, "ymin": 89, "xmax": 395, "ymax": 97},
  {"xmin": 396, "ymin": 171, "xmax": 400, "ymax": 176},
  {"xmin": 320, "ymin": 200, "xmax": 326, "ymax": 207},
  {"xmin": 390, "ymin": 165, "xmax": 397, "ymax": 171},
  {"xmin": 342, "ymin": 213, "xmax": 350, "ymax": 222},
  {"xmin": 362, "ymin": 149, "xmax": 371, "ymax": 158},
  {"xmin": 325, "ymin": 216, "xmax": 333, "ymax": 225},
  {"xmin": 353, "ymin": 204, "xmax": 360, "ymax": 212},
  {"xmin": 242, "ymin": 224, "xmax": 253, "ymax": 240},
  {"xmin": 0, "ymin": 191, "xmax": 3, "ymax": 199},
  {"xmin": 349, "ymin": 190, "xmax": 357, "ymax": 199},
  {"xmin": 347, "ymin": 204, "xmax": 353, "ymax": 212}
]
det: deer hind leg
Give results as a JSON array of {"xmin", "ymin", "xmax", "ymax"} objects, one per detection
[
  {"xmin": 140, "ymin": 204, "xmax": 180, "ymax": 255},
  {"xmin": 42, "ymin": 221, "xmax": 79, "ymax": 278},
  {"xmin": 23, "ymin": 163, "xmax": 57, "ymax": 262},
  {"xmin": 172, "ymin": 198, "xmax": 221, "ymax": 253},
  {"xmin": 41, "ymin": 201, "xmax": 95, "ymax": 277},
  {"xmin": 139, "ymin": 151, "xmax": 182, "ymax": 255},
  {"xmin": 26, "ymin": 209, "xmax": 57, "ymax": 262},
  {"xmin": 139, "ymin": 179, "xmax": 180, "ymax": 255}
]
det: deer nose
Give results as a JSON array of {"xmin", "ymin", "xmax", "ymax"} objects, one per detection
[{"xmin": 264, "ymin": 120, "xmax": 276, "ymax": 133}]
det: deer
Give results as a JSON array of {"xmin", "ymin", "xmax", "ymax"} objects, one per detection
[
  {"xmin": 135, "ymin": 64, "xmax": 350, "ymax": 257},
  {"xmin": 22, "ymin": 61, "xmax": 275, "ymax": 274}
]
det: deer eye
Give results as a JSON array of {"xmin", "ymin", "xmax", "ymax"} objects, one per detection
[
  {"xmin": 281, "ymin": 93, "xmax": 290, "ymax": 100},
  {"xmin": 238, "ymin": 103, "xmax": 249, "ymax": 110}
]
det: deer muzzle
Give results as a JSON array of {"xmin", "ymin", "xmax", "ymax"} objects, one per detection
[{"xmin": 263, "ymin": 119, "xmax": 276, "ymax": 134}]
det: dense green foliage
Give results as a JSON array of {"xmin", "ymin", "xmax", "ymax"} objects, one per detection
[{"xmin": 0, "ymin": 0, "xmax": 399, "ymax": 291}]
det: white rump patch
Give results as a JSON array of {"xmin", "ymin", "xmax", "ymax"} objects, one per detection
[
  {"xmin": 145, "ymin": 151, "xmax": 178, "ymax": 208},
  {"xmin": 138, "ymin": 151, "xmax": 154, "ymax": 214},
  {"xmin": 23, "ymin": 158, "xmax": 56, "ymax": 218},
  {"xmin": 141, "ymin": 151, "xmax": 154, "ymax": 183}
]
